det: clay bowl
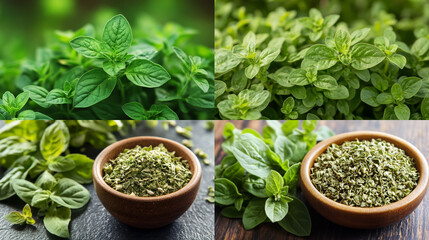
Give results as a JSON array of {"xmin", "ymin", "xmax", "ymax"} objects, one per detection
[
  {"xmin": 93, "ymin": 136, "xmax": 202, "ymax": 228},
  {"xmin": 300, "ymin": 131, "xmax": 429, "ymax": 229}
]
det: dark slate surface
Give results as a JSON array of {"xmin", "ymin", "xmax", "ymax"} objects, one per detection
[{"xmin": 0, "ymin": 120, "xmax": 215, "ymax": 240}]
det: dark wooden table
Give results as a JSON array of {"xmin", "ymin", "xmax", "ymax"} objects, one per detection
[
  {"xmin": 215, "ymin": 120, "xmax": 429, "ymax": 240},
  {"xmin": 0, "ymin": 120, "xmax": 214, "ymax": 240}
]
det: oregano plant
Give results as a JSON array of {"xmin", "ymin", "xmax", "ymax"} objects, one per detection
[
  {"xmin": 215, "ymin": 0, "xmax": 429, "ymax": 120},
  {"xmin": 1, "ymin": 14, "xmax": 214, "ymax": 120}
]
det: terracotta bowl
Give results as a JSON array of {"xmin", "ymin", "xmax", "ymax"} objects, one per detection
[
  {"xmin": 93, "ymin": 136, "xmax": 202, "ymax": 228},
  {"xmin": 300, "ymin": 131, "xmax": 429, "ymax": 229}
]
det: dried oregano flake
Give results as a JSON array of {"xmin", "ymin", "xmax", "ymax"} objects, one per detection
[
  {"xmin": 310, "ymin": 139, "xmax": 420, "ymax": 207},
  {"xmin": 103, "ymin": 144, "xmax": 192, "ymax": 197}
]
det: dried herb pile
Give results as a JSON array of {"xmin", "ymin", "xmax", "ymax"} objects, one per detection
[
  {"xmin": 311, "ymin": 139, "xmax": 420, "ymax": 207},
  {"xmin": 103, "ymin": 144, "xmax": 192, "ymax": 197}
]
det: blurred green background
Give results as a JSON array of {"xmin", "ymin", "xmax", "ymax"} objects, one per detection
[{"xmin": 0, "ymin": 0, "xmax": 214, "ymax": 62}]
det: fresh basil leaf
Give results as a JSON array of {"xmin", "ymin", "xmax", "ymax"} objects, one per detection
[
  {"xmin": 350, "ymin": 43, "xmax": 385, "ymax": 70},
  {"xmin": 74, "ymin": 69, "xmax": 117, "ymax": 108},
  {"xmin": 243, "ymin": 175, "xmax": 268, "ymax": 198},
  {"xmin": 126, "ymin": 59, "xmax": 171, "ymax": 88},
  {"xmin": 221, "ymin": 206, "xmax": 245, "ymax": 219},
  {"xmin": 40, "ymin": 121, "xmax": 70, "ymax": 161},
  {"xmin": 265, "ymin": 170, "xmax": 284, "ymax": 196},
  {"xmin": 12, "ymin": 179, "xmax": 40, "ymax": 204},
  {"xmin": 265, "ymin": 197, "xmax": 288, "ymax": 223},
  {"xmin": 60, "ymin": 154, "xmax": 93, "ymax": 184},
  {"xmin": 46, "ymin": 89, "xmax": 71, "ymax": 104},
  {"xmin": 50, "ymin": 178, "xmax": 90, "ymax": 209},
  {"xmin": 48, "ymin": 156, "xmax": 76, "ymax": 173},
  {"xmin": 283, "ymin": 163, "xmax": 301, "ymax": 189},
  {"xmin": 122, "ymin": 102, "xmax": 148, "ymax": 120},
  {"xmin": 278, "ymin": 196, "xmax": 311, "ymax": 237},
  {"xmin": 243, "ymin": 199, "xmax": 267, "ymax": 230},
  {"xmin": 302, "ymin": 44, "xmax": 338, "ymax": 70},
  {"xmin": 102, "ymin": 14, "xmax": 133, "ymax": 57},
  {"xmin": 44, "ymin": 207, "xmax": 71, "ymax": 238},
  {"xmin": 70, "ymin": 37, "xmax": 106, "ymax": 58},
  {"xmin": 214, "ymin": 178, "xmax": 242, "ymax": 205},
  {"xmin": 23, "ymin": 85, "xmax": 52, "ymax": 108},
  {"xmin": 394, "ymin": 103, "xmax": 410, "ymax": 120}
]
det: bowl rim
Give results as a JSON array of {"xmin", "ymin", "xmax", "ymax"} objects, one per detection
[
  {"xmin": 93, "ymin": 136, "xmax": 202, "ymax": 202},
  {"xmin": 300, "ymin": 131, "xmax": 429, "ymax": 214}
]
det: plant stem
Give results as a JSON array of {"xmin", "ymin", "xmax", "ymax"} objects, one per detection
[
  {"xmin": 117, "ymin": 78, "xmax": 126, "ymax": 102},
  {"xmin": 180, "ymin": 73, "xmax": 192, "ymax": 97},
  {"xmin": 383, "ymin": 60, "xmax": 389, "ymax": 75}
]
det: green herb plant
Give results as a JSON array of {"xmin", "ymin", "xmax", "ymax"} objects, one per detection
[
  {"xmin": 2, "ymin": 14, "xmax": 213, "ymax": 120},
  {"xmin": 215, "ymin": 0, "xmax": 429, "ymax": 120},
  {"xmin": 0, "ymin": 120, "xmax": 135, "ymax": 238},
  {"xmin": 215, "ymin": 120, "xmax": 334, "ymax": 237}
]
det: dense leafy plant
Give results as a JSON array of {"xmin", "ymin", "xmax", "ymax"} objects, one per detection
[
  {"xmin": 0, "ymin": 14, "xmax": 214, "ymax": 120},
  {"xmin": 215, "ymin": 120, "xmax": 334, "ymax": 236},
  {"xmin": 215, "ymin": 0, "xmax": 429, "ymax": 119},
  {"xmin": 0, "ymin": 120, "xmax": 135, "ymax": 238}
]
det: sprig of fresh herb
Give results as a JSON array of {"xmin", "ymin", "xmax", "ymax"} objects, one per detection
[
  {"xmin": 4, "ymin": 204, "xmax": 35, "ymax": 225},
  {"xmin": 215, "ymin": 120, "xmax": 335, "ymax": 237},
  {"xmin": 0, "ymin": 120, "xmax": 135, "ymax": 238}
]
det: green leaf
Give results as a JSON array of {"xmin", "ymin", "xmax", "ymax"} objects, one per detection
[
  {"xmin": 14, "ymin": 92, "xmax": 30, "ymax": 110},
  {"xmin": 191, "ymin": 76, "xmax": 210, "ymax": 93},
  {"xmin": 283, "ymin": 163, "xmax": 301, "ymax": 189},
  {"xmin": 46, "ymin": 89, "xmax": 71, "ymax": 104},
  {"xmin": 50, "ymin": 178, "xmax": 90, "ymax": 209},
  {"xmin": 102, "ymin": 14, "xmax": 132, "ymax": 57},
  {"xmin": 215, "ymin": 80, "xmax": 227, "ymax": 99},
  {"xmin": 259, "ymin": 47, "xmax": 280, "ymax": 67},
  {"xmin": 243, "ymin": 175, "xmax": 267, "ymax": 198},
  {"xmin": 265, "ymin": 170, "xmax": 284, "ymax": 196},
  {"xmin": 360, "ymin": 86, "xmax": 380, "ymax": 107},
  {"xmin": 350, "ymin": 28, "xmax": 370, "ymax": 45},
  {"xmin": 288, "ymin": 69, "xmax": 309, "ymax": 86},
  {"xmin": 70, "ymin": 37, "xmax": 106, "ymax": 58},
  {"xmin": 186, "ymin": 96, "xmax": 215, "ymax": 109},
  {"xmin": 399, "ymin": 77, "xmax": 422, "ymax": 99},
  {"xmin": 281, "ymin": 97, "xmax": 295, "ymax": 114},
  {"xmin": 44, "ymin": 207, "xmax": 71, "ymax": 238},
  {"xmin": 278, "ymin": 196, "xmax": 312, "ymax": 237},
  {"xmin": 221, "ymin": 206, "xmax": 244, "ymax": 218},
  {"xmin": 40, "ymin": 121, "xmax": 70, "ymax": 161},
  {"xmin": 103, "ymin": 60, "xmax": 126, "ymax": 76},
  {"xmin": 324, "ymin": 85, "xmax": 349, "ymax": 99},
  {"xmin": 74, "ymin": 69, "xmax": 117, "ymax": 108},
  {"xmin": 12, "ymin": 179, "xmax": 40, "ymax": 204},
  {"xmin": 61, "ymin": 154, "xmax": 93, "ymax": 184},
  {"xmin": 245, "ymin": 64, "xmax": 260, "ymax": 79},
  {"xmin": 371, "ymin": 73, "xmax": 389, "ymax": 91},
  {"xmin": 35, "ymin": 171, "xmax": 57, "ymax": 190},
  {"xmin": 126, "ymin": 59, "xmax": 171, "ymax": 88},
  {"xmin": 4, "ymin": 211, "xmax": 26, "ymax": 225},
  {"xmin": 391, "ymin": 83, "xmax": 404, "ymax": 101},
  {"xmin": 265, "ymin": 197, "xmax": 288, "ymax": 223},
  {"xmin": 274, "ymin": 135, "xmax": 295, "ymax": 164},
  {"xmin": 173, "ymin": 47, "xmax": 192, "ymax": 69},
  {"xmin": 242, "ymin": 199, "xmax": 267, "ymax": 230},
  {"xmin": 334, "ymin": 28, "xmax": 351, "ymax": 54},
  {"xmin": 48, "ymin": 156, "xmax": 76, "ymax": 172},
  {"xmin": 122, "ymin": 102, "xmax": 147, "ymax": 120},
  {"xmin": 148, "ymin": 104, "xmax": 179, "ymax": 120},
  {"xmin": 215, "ymin": 49, "xmax": 241, "ymax": 75},
  {"xmin": 302, "ymin": 45, "xmax": 338, "ymax": 70},
  {"xmin": 411, "ymin": 38, "xmax": 429, "ymax": 57},
  {"xmin": 23, "ymin": 85, "xmax": 52, "ymax": 108},
  {"xmin": 388, "ymin": 54, "xmax": 406, "ymax": 69},
  {"xmin": 214, "ymin": 178, "xmax": 242, "ymax": 205},
  {"xmin": 376, "ymin": 93, "xmax": 394, "ymax": 105},
  {"xmin": 314, "ymin": 75, "xmax": 338, "ymax": 90},
  {"xmin": 229, "ymin": 133, "xmax": 273, "ymax": 179},
  {"xmin": 394, "ymin": 103, "xmax": 410, "ymax": 120},
  {"xmin": 17, "ymin": 110, "xmax": 36, "ymax": 120},
  {"xmin": 350, "ymin": 43, "xmax": 385, "ymax": 70}
]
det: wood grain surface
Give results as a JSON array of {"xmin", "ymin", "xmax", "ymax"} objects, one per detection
[{"xmin": 215, "ymin": 120, "xmax": 429, "ymax": 240}]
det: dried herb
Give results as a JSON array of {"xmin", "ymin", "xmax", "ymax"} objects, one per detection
[
  {"xmin": 206, "ymin": 186, "xmax": 215, "ymax": 203},
  {"xmin": 182, "ymin": 139, "xmax": 194, "ymax": 148},
  {"xmin": 311, "ymin": 139, "xmax": 420, "ymax": 207},
  {"xmin": 175, "ymin": 126, "xmax": 193, "ymax": 138},
  {"xmin": 103, "ymin": 144, "xmax": 192, "ymax": 197}
]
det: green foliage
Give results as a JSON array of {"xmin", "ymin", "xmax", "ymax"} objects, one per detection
[
  {"xmin": 0, "ymin": 120, "xmax": 136, "ymax": 238},
  {"xmin": 1, "ymin": 14, "xmax": 213, "ymax": 120},
  {"xmin": 215, "ymin": 120, "xmax": 334, "ymax": 236},
  {"xmin": 215, "ymin": 1, "xmax": 429, "ymax": 119}
]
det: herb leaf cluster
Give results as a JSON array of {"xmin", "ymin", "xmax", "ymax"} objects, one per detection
[
  {"xmin": 215, "ymin": 120, "xmax": 335, "ymax": 236},
  {"xmin": 1, "ymin": 14, "xmax": 214, "ymax": 120},
  {"xmin": 0, "ymin": 120, "xmax": 135, "ymax": 238},
  {"xmin": 215, "ymin": 0, "xmax": 429, "ymax": 120}
]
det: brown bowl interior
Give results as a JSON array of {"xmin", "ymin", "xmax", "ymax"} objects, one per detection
[
  {"xmin": 300, "ymin": 131, "xmax": 429, "ymax": 229},
  {"xmin": 93, "ymin": 136, "xmax": 202, "ymax": 228}
]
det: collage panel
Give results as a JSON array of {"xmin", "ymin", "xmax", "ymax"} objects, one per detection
[
  {"xmin": 0, "ymin": 120, "xmax": 214, "ymax": 239},
  {"xmin": 215, "ymin": 120, "xmax": 429, "ymax": 239},
  {"xmin": 214, "ymin": 0, "xmax": 429, "ymax": 120},
  {"xmin": 0, "ymin": 0, "xmax": 214, "ymax": 120}
]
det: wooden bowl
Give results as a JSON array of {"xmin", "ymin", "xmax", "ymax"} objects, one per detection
[
  {"xmin": 93, "ymin": 136, "xmax": 202, "ymax": 228},
  {"xmin": 300, "ymin": 131, "xmax": 429, "ymax": 229}
]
